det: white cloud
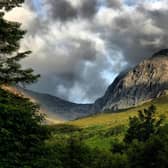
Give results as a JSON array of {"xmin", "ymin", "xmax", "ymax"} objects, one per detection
[{"xmin": 4, "ymin": 4, "xmax": 36, "ymax": 29}]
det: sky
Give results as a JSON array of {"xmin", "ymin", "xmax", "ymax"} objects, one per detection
[{"xmin": 4, "ymin": 0, "xmax": 168, "ymax": 103}]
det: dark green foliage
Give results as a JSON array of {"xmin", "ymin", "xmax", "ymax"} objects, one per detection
[
  {"xmin": 40, "ymin": 105, "xmax": 168, "ymax": 168},
  {"xmin": 90, "ymin": 149, "xmax": 127, "ymax": 168},
  {"xmin": 0, "ymin": 0, "xmax": 39, "ymax": 85},
  {"xmin": 124, "ymin": 105, "xmax": 164, "ymax": 143},
  {"xmin": 104, "ymin": 125, "xmax": 126, "ymax": 137},
  {"xmin": 64, "ymin": 137, "xmax": 91, "ymax": 168},
  {"xmin": 33, "ymin": 144, "xmax": 64, "ymax": 168},
  {"xmin": 41, "ymin": 136, "xmax": 128, "ymax": 168},
  {"xmin": 41, "ymin": 114, "xmax": 168, "ymax": 168},
  {"xmin": 0, "ymin": 89, "xmax": 50, "ymax": 167},
  {"xmin": 110, "ymin": 105, "xmax": 168, "ymax": 168},
  {"xmin": 0, "ymin": 17, "xmax": 24, "ymax": 54},
  {"xmin": 0, "ymin": 51, "xmax": 40, "ymax": 84},
  {"xmin": 127, "ymin": 126, "xmax": 168, "ymax": 168},
  {"xmin": 38, "ymin": 136, "xmax": 91, "ymax": 168},
  {"xmin": 111, "ymin": 141, "xmax": 127, "ymax": 154},
  {"xmin": 1, "ymin": 100, "xmax": 168, "ymax": 168},
  {"xmin": 47, "ymin": 124, "xmax": 82, "ymax": 134},
  {"xmin": 0, "ymin": 2, "xmax": 46, "ymax": 166},
  {"xmin": 0, "ymin": 0, "xmax": 24, "ymax": 11}
]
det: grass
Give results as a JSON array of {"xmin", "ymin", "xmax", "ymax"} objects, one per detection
[
  {"xmin": 50, "ymin": 95, "xmax": 168, "ymax": 150},
  {"xmin": 69, "ymin": 95, "xmax": 168, "ymax": 128}
]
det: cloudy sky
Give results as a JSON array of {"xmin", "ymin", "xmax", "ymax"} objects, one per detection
[{"xmin": 4, "ymin": 0, "xmax": 168, "ymax": 103}]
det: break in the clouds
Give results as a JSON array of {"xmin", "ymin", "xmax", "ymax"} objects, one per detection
[{"xmin": 4, "ymin": 0, "xmax": 168, "ymax": 103}]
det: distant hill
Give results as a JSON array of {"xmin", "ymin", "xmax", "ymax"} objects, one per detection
[{"xmin": 15, "ymin": 87, "xmax": 94, "ymax": 121}]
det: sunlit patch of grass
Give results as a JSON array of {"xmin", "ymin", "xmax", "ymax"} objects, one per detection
[{"xmin": 69, "ymin": 95, "xmax": 168, "ymax": 128}]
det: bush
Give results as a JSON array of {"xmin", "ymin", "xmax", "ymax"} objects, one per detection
[{"xmin": 124, "ymin": 105, "xmax": 164, "ymax": 143}]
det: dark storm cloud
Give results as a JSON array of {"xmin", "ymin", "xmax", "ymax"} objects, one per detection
[
  {"xmin": 44, "ymin": 0, "xmax": 77, "ymax": 21},
  {"xmin": 145, "ymin": 9, "xmax": 168, "ymax": 30},
  {"xmin": 79, "ymin": 0, "xmax": 98, "ymax": 18},
  {"xmin": 106, "ymin": 0, "xmax": 122, "ymax": 9},
  {"xmin": 43, "ymin": 0, "xmax": 99, "ymax": 21}
]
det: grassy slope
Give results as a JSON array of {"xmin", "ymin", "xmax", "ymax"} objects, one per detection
[
  {"xmin": 49, "ymin": 96, "xmax": 168, "ymax": 150},
  {"xmin": 70, "ymin": 95, "xmax": 168, "ymax": 128}
]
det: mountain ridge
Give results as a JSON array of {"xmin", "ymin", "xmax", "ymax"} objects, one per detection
[
  {"xmin": 94, "ymin": 50, "xmax": 168, "ymax": 112},
  {"xmin": 152, "ymin": 48, "xmax": 168, "ymax": 57},
  {"xmin": 14, "ymin": 87, "xmax": 94, "ymax": 121}
]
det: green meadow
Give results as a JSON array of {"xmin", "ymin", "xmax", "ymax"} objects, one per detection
[{"xmin": 48, "ymin": 95, "xmax": 168, "ymax": 150}]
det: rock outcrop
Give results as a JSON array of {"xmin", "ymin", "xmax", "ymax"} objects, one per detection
[{"xmin": 93, "ymin": 49, "xmax": 168, "ymax": 112}]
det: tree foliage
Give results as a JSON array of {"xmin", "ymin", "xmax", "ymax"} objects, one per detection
[
  {"xmin": 0, "ymin": 88, "xmax": 50, "ymax": 167},
  {"xmin": 0, "ymin": 0, "xmax": 40, "ymax": 85},
  {"xmin": 0, "ymin": 0, "xmax": 24, "ymax": 11},
  {"xmin": 124, "ymin": 105, "xmax": 164, "ymax": 143}
]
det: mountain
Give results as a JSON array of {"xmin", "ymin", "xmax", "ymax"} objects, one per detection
[
  {"xmin": 14, "ymin": 87, "xmax": 93, "ymax": 121},
  {"xmin": 4, "ymin": 49, "xmax": 168, "ymax": 122},
  {"xmin": 93, "ymin": 49, "xmax": 168, "ymax": 112}
]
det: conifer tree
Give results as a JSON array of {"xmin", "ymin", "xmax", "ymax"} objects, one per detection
[
  {"xmin": 124, "ymin": 105, "xmax": 164, "ymax": 143},
  {"xmin": 0, "ymin": 0, "xmax": 40, "ymax": 85}
]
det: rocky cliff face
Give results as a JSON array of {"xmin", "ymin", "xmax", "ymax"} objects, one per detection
[{"xmin": 93, "ymin": 49, "xmax": 168, "ymax": 112}]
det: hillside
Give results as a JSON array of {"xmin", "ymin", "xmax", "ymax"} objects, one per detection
[
  {"xmin": 61, "ymin": 95, "xmax": 168, "ymax": 149},
  {"xmin": 1, "ymin": 85, "xmax": 94, "ymax": 122},
  {"xmin": 41, "ymin": 95, "xmax": 168, "ymax": 151},
  {"xmin": 19, "ymin": 88, "xmax": 94, "ymax": 121},
  {"xmin": 70, "ymin": 95, "xmax": 168, "ymax": 128}
]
